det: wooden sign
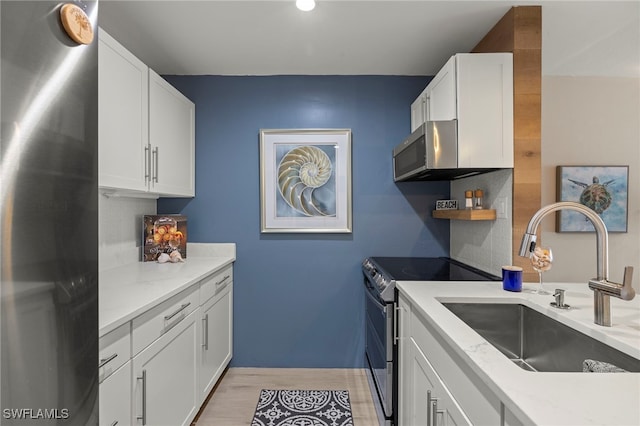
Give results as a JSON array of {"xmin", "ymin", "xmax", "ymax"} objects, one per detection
[{"xmin": 60, "ymin": 3, "xmax": 94, "ymax": 45}]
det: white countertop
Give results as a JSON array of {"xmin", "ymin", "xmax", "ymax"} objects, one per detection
[
  {"xmin": 396, "ymin": 280, "xmax": 640, "ymax": 426},
  {"xmin": 99, "ymin": 243, "xmax": 235, "ymax": 336}
]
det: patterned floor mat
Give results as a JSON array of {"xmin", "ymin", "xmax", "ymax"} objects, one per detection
[{"xmin": 251, "ymin": 389, "xmax": 354, "ymax": 426}]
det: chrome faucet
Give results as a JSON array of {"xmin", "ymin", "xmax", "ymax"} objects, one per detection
[{"xmin": 519, "ymin": 201, "xmax": 635, "ymax": 327}]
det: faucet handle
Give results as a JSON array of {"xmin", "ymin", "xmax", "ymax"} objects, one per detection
[{"xmin": 620, "ymin": 266, "xmax": 635, "ymax": 301}]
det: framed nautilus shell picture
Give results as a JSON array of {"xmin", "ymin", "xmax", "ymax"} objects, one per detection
[
  {"xmin": 260, "ymin": 129, "xmax": 352, "ymax": 233},
  {"xmin": 556, "ymin": 165, "xmax": 629, "ymax": 233}
]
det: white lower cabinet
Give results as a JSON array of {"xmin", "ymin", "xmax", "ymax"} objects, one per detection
[
  {"xmin": 408, "ymin": 339, "xmax": 470, "ymax": 426},
  {"xmin": 132, "ymin": 309, "xmax": 199, "ymax": 426},
  {"xmin": 99, "ymin": 264, "xmax": 234, "ymax": 426},
  {"xmin": 198, "ymin": 278, "xmax": 233, "ymax": 401},
  {"xmin": 398, "ymin": 292, "xmax": 501, "ymax": 426},
  {"xmin": 100, "ymin": 361, "xmax": 132, "ymax": 426},
  {"xmin": 99, "ymin": 322, "xmax": 132, "ymax": 426}
]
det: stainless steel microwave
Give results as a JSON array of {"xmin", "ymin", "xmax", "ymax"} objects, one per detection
[
  {"xmin": 393, "ymin": 119, "xmax": 498, "ymax": 181},
  {"xmin": 393, "ymin": 120, "xmax": 457, "ymax": 181}
]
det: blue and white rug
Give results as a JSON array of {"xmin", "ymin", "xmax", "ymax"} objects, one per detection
[{"xmin": 251, "ymin": 389, "xmax": 354, "ymax": 426}]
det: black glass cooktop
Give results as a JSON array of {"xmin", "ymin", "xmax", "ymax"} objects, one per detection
[{"xmin": 370, "ymin": 257, "xmax": 500, "ymax": 281}]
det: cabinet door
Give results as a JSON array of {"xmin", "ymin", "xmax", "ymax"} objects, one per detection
[
  {"xmin": 456, "ymin": 53, "xmax": 513, "ymax": 168},
  {"xmin": 98, "ymin": 29, "xmax": 149, "ymax": 192},
  {"xmin": 100, "ymin": 361, "xmax": 132, "ymax": 426},
  {"xmin": 132, "ymin": 310, "xmax": 199, "ymax": 426},
  {"xmin": 410, "ymin": 88, "xmax": 428, "ymax": 132},
  {"xmin": 409, "ymin": 339, "xmax": 471, "ymax": 426},
  {"xmin": 397, "ymin": 294, "xmax": 411, "ymax": 426},
  {"xmin": 199, "ymin": 283, "xmax": 233, "ymax": 401},
  {"xmin": 425, "ymin": 56, "xmax": 456, "ymax": 121},
  {"xmin": 148, "ymin": 70, "xmax": 195, "ymax": 197}
]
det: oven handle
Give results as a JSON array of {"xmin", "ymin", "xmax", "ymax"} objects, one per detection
[
  {"xmin": 394, "ymin": 304, "xmax": 407, "ymax": 345},
  {"xmin": 364, "ymin": 283, "xmax": 387, "ymax": 312},
  {"xmin": 393, "ymin": 305, "xmax": 399, "ymax": 344}
]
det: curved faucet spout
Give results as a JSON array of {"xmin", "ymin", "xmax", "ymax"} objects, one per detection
[
  {"xmin": 519, "ymin": 201, "xmax": 635, "ymax": 327},
  {"xmin": 518, "ymin": 201, "xmax": 608, "ymax": 281}
]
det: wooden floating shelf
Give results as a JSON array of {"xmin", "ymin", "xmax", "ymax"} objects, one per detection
[{"xmin": 432, "ymin": 209, "xmax": 497, "ymax": 221}]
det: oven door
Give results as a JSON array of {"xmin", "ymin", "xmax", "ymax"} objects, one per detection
[{"xmin": 364, "ymin": 279, "xmax": 393, "ymax": 418}]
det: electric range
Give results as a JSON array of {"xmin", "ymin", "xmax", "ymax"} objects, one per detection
[{"xmin": 361, "ymin": 256, "xmax": 500, "ymax": 426}]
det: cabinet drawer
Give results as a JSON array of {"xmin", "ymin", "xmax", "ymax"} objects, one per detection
[
  {"xmin": 199, "ymin": 265, "xmax": 233, "ymax": 305},
  {"xmin": 99, "ymin": 323, "xmax": 131, "ymax": 383},
  {"xmin": 132, "ymin": 286, "xmax": 198, "ymax": 356}
]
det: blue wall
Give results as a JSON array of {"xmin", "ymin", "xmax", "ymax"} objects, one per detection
[{"xmin": 158, "ymin": 75, "xmax": 450, "ymax": 368}]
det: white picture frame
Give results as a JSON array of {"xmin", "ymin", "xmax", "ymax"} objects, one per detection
[{"xmin": 260, "ymin": 129, "xmax": 352, "ymax": 233}]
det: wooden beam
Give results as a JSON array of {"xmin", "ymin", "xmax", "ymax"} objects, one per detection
[{"xmin": 472, "ymin": 6, "xmax": 542, "ymax": 282}]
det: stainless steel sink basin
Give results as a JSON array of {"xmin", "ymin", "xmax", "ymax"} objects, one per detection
[{"xmin": 442, "ymin": 302, "xmax": 640, "ymax": 372}]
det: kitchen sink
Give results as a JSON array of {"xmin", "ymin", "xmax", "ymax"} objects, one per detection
[{"xmin": 442, "ymin": 302, "xmax": 640, "ymax": 372}]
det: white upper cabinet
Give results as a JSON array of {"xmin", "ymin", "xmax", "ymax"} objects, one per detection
[
  {"xmin": 425, "ymin": 56, "xmax": 457, "ymax": 122},
  {"xmin": 98, "ymin": 29, "xmax": 149, "ymax": 192},
  {"xmin": 410, "ymin": 87, "xmax": 428, "ymax": 133},
  {"xmin": 410, "ymin": 53, "xmax": 514, "ymax": 169},
  {"xmin": 98, "ymin": 28, "xmax": 195, "ymax": 198},
  {"xmin": 149, "ymin": 70, "xmax": 195, "ymax": 197}
]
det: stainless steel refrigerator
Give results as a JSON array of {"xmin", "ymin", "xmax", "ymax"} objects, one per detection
[{"xmin": 1, "ymin": 1, "xmax": 98, "ymax": 425}]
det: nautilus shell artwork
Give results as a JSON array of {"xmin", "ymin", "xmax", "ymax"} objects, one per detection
[{"xmin": 277, "ymin": 146, "xmax": 336, "ymax": 217}]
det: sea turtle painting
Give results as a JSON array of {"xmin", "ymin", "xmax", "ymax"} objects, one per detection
[
  {"xmin": 558, "ymin": 166, "xmax": 628, "ymax": 232},
  {"xmin": 568, "ymin": 176, "xmax": 615, "ymax": 214}
]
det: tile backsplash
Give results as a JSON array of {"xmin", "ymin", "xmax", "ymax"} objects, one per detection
[
  {"xmin": 99, "ymin": 193, "xmax": 156, "ymax": 271},
  {"xmin": 450, "ymin": 169, "xmax": 513, "ymax": 276}
]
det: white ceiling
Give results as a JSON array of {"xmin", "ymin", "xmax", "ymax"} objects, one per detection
[{"xmin": 98, "ymin": 0, "xmax": 640, "ymax": 77}]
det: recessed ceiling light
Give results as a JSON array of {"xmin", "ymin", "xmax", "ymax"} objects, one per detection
[{"xmin": 296, "ymin": 0, "xmax": 315, "ymax": 12}]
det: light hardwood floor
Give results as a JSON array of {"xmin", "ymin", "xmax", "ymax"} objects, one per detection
[{"xmin": 193, "ymin": 368, "xmax": 379, "ymax": 426}]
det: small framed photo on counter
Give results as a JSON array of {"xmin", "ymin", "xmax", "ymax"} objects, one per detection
[{"xmin": 143, "ymin": 215, "xmax": 188, "ymax": 261}]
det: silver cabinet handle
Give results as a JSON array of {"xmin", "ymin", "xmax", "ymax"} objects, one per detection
[
  {"xmin": 137, "ymin": 370, "xmax": 147, "ymax": 425},
  {"xmin": 152, "ymin": 147, "xmax": 159, "ymax": 183},
  {"xmin": 98, "ymin": 353, "xmax": 118, "ymax": 369},
  {"xmin": 164, "ymin": 302, "xmax": 191, "ymax": 322},
  {"xmin": 111, "ymin": 422, "xmax": 118, "ymax": 426},
  {"xmin": 202, "ymin": 314, "xmax": 209, "ymax": 350},
  {"xmin": 144, "ymin": 145, "xmax": 151, "ymax": 182},
  {"xmin": 426, "ymin": 390, "xmax": 432, "ymax": 426},
  {"xmin": 216, "ymin": 275, "xmax": 231, "ymax": 287},
  {"xmin": 432, "ymin": 400, "xmax": 438, "ymax": 426},
  {"xmin": 421, "ymin": 97, "xmax": 427, "ymax": 124},
  {"xmin": 425, "ymin": 95, "xmax": 431, "ymax": 121}
]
